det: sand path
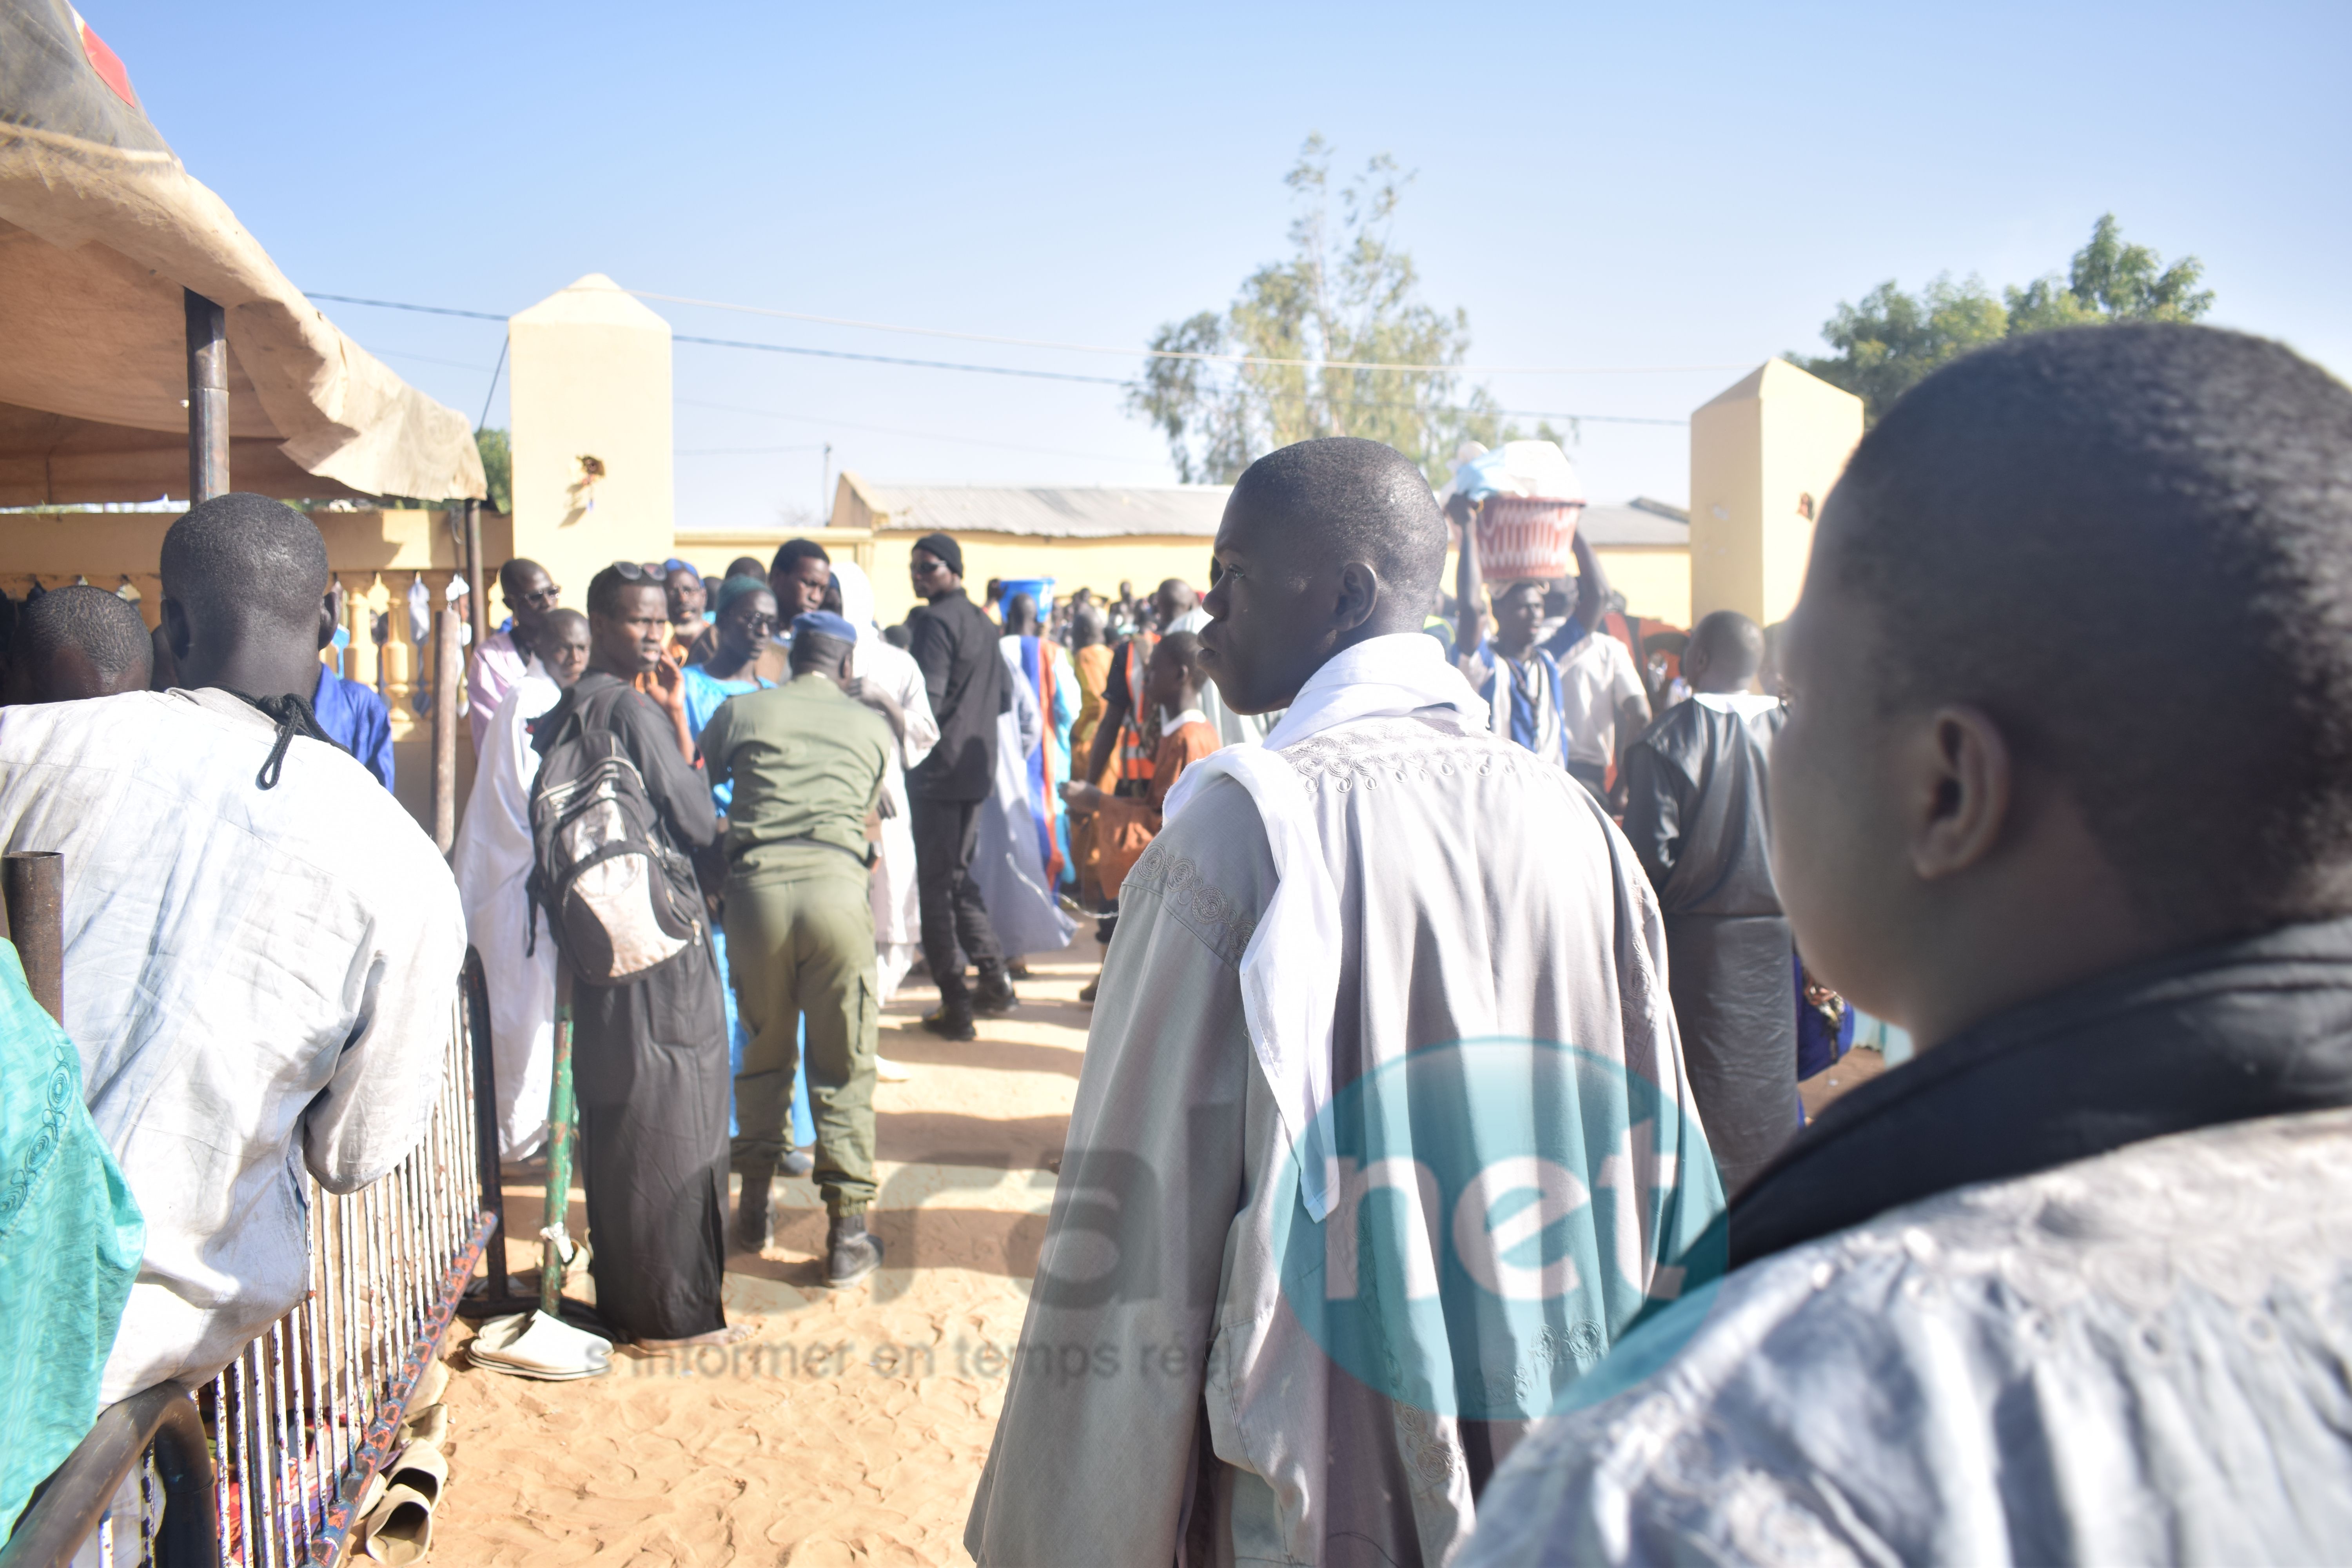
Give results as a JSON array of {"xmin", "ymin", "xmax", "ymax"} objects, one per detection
[{"xmin": 428, "ymin": 950, "xmax": 1099, "ymax": 1566}]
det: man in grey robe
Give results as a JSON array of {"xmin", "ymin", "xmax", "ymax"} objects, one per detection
[
  {"xmin": 1619, "ymin": 610, "xmax": 1797, "ymax": 1193},
  {"xmin": 967, "ymin": 438, "xmax": 1723, "ymax": 1566},
  {"xmin": 1465, "ymin": 326, "xmax": 2352, "ymax": 1563}
]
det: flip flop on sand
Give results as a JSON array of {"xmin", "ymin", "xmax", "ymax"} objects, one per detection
[
  {"xmin": 358, "ymin": 1442, "xmax": 448, "ymax": 1566},
  {"xmin": 408, "ymin": 1358, "xmax": 449, "ymax": 1408},
  {"xmin": 466, "ymin": 1310, "xmax": 613, "ymax": 1381},
  {"xmin": 396, "ymin": 1402, "xmax": 448, "ymax": 1448}
]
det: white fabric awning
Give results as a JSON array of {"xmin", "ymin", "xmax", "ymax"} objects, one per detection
[{"xmin": 0, "ymin": 0, "xmax": 487, "ymax": 506}]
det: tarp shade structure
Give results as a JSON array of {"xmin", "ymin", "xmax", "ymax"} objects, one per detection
[{"xmin": 0, "ymin": 0, "xmax": 488, "ymax": 506}]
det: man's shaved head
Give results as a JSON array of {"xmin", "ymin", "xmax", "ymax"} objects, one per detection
[
  {"xmin": 162, "ymin": 493, "xmax": 329, "ymax": 639},
  {"xmin": 4, "ymin": 585, "xmax": 152, "ymax": 703},
  {"xmin": 1806, "ymin": 323, "xmax": 2352, "ymax": 933},
  {"xmin": 1685, "ymin": 610, "xmax": 1764, "ymax": 692},
  {"xmin": 1198, "ymin": 437, "xmax": 1449, "ymax": 713},
  {"xmin": 1227, "ymin": 437, "xmax": 1446, "ymax": 608},
  {"xmin": 499, "ymin": 557, "xmax": 550, "ymax": 597},
  {"xmin": 1152, "ymin": 579, "xmax": 1196, "ymax": 628}
]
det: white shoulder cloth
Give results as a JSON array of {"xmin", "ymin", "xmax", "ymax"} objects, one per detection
[{"xmin": 1160, "ymin": 632, "xmax": 1488, "ymax": 1221}]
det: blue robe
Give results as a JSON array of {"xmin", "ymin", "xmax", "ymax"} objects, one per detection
[{"xmin": 312, "ymin": 661, "xmax": 394, "ymax": 789}]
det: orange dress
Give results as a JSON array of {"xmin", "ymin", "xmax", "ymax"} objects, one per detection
[
  {"xmin": 1069, "ymin": 642, "xmax": 1114, "ymax": 764},
  {"xmin": 1084, "ymin": 717, "xmax": 1220, "ymax": 893}
]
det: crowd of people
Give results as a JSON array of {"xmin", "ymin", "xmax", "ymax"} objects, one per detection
[{"xmin": 3, "ymin": 321, "xmax": 2349, "ymax": 1561}]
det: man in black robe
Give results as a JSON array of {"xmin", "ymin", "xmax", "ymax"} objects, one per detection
[
  {"xmin": 1620, "ymin": 609, "xmax": 1796, "ymax": 1193},
  {"xmin": 534, "ymin": 562, "xmax": 749, "ymax": 1348},
  {"xmin": 906, "ymin": 531, "xmax": 1015, "ymax": 1039}
]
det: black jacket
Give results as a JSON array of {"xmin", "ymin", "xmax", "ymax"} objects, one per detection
[
  {"xmin": 1729, "ymin": 915, "xmax": 2352, "ymax": 1268},
  {"xmin": 906, "ymin": 589, "xmax": 1009, "ymax": 801}
]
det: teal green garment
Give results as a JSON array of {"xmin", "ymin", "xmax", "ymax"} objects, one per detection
[{"xmin": 0, "ymin": 940, "xmax": 143, "ymax": 1536}]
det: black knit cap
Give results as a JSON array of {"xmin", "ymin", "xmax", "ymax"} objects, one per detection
[{"xmin": 913, "ymin": 532, "xmax": 963, "ymax": 578}]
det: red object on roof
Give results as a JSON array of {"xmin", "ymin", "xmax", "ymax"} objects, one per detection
[{"xmin": 73, "ymin": 10, "xmax": 137, "ymax": 107}]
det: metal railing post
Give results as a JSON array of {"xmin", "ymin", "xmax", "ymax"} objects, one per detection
[
  {"xmin": 464, "ymin": 500, "xmax": 488, "ymax": 651},
  {"xmin": 184, "ymin": 291, "xmax": 229, "ymax": 503},
  {"xmin": 0, "ymin": 1385, "xmax": 217, "ymax": 1568},
  {"xmin": 2, "ymin": 850, "xmax": 65, "ymax": 1023},
  {"xmin": 428, "ymin": 608, "xmax": 462, "ymax": 855}
]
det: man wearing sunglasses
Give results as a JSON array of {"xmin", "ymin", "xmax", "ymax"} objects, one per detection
[
  {"xmin": 468, "ymin": 557, "xmax": 561, "ymax": 753},
  {"xmin": 906, "ymin": 532, "xmax": 1017, "ymax": 1039}
]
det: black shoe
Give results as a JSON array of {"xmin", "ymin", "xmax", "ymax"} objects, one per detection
[
  {"xmin": 973, "ymin": 973, "xmax": 1019, "ymax": 1016},
  {"xmin": 782, "ymin": 1148, "xmax": 815, "ymax": 1178},
  {"xmin": 826, "ymin": 1214, "xmax": 883, "ymax": 1289},
  {"xmin": 1078, "ymin": 974, "xmax": 1100, "ymax": 1004},
  {"xmin": 731, "ymin": 1164, "xmax": 775, "ymax": 1254},
  {"xmin": 921, "ymin": 1004, "xmax": 976, "ymax": 1040}
]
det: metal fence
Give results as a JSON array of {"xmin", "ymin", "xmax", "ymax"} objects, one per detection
[{"xmin": 6, "ymin": 967, "xmax": 498, "ymax": 1568}]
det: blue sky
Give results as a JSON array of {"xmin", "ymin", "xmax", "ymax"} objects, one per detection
[{"xmin": 87, "ymin": 0, "xmax": 2351, "ymax": 524}]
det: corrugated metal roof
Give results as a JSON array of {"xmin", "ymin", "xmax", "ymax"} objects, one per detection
[
  {"xmin": 1579, "ymin": 501, "xmax": 1690, "ymax": 548},
  {"xmin": 864, "ymin": 483, "xmax": 1231, "ymax": 539},
  {"xmin": 854, "ymin": 478, "xmax": 1691, "ymax": 549}
]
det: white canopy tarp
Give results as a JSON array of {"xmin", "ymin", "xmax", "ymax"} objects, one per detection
[{"xmin": 0, "ymin": 0, "xmax": 486, "ymax": 506}]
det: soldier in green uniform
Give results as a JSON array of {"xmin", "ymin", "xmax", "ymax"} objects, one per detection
[{"xmin": 700, "ymin": 610, "xmax": 899, "ymax": 1287}]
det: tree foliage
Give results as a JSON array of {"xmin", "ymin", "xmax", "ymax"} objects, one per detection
[
  {"xmin": 475, "ymin": 426, "xmax": 512, "ymax": 515},
  {"xmin": 1798, "ymin": 214, "xmax": 2215, "ymax": 421},
  {"xmin": 1129, "ymin": 137, "xmax": 1516, "ymax": 485}
]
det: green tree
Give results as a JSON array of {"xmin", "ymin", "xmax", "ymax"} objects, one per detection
[
  {"xmin": 475, "ymin": 426, "xmax": 512, "ymax": 514},
  {"xmin": 1799, "ymin": 215, "xmax": 2215, "ymax": 421},
  {"xmin": 1129, "ymin": 136, "xmax": 1510, "ymax": 485},
  {"xmin": 1798, "ymin": 274, "xmax": 2008, "ymax": 425}
]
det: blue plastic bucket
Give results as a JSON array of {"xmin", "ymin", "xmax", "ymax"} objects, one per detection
[{"xmin": 998, "ymin": 576, "xmax": 1055, "ymax": 617}]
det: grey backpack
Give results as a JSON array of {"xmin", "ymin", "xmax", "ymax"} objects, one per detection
[{"xmin": 527, "ymin": 683, "xmax": 704, "ymax": 985}]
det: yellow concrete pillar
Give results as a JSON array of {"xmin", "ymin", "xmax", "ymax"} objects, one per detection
[
  {"xmin": 508, "ymin": 274, "xmax": 675, "ymax": 611},
  {"xmin": 1688, "ymin": 359, "xmax": 1864, "ymax": 627}
]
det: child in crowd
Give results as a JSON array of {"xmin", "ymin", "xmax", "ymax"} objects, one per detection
[{"xmin": 1059, "ymin": 630, "xmax": 1219, "ymax": 893}]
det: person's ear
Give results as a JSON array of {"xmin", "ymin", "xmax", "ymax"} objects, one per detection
[
  {"xmin": 1907, "ymin": 705, "xmax": 2012, "ymax": 882},
  {"xmin": 160, "ymin": 598, "xmax": 194, "ymax": 662},
  {"xmin": 1682, "ymin": 642, "xmax": 1710, "ymax": 685},
  {"xmin": 1332, "ymin": 563, "xmax": 1379, "ymax": 635}
]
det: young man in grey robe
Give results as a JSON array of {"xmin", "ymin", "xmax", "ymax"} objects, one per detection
[
  {"xmin": 966, "ymin": 438, "xmax": 1724, "ymax": 1566},
  {"xmin": 1465, "ymin": 327, "xmax": 2352, "ymax": 1564}
]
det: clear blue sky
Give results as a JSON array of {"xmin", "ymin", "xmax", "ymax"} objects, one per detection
[{"xmin": 88, "ymin": 0, "xmax": 2351, "ymax": 524}]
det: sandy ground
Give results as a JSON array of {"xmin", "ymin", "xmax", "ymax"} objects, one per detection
[
  {"xmin": 423, "ymin": 946, "xmax": 1885, "ymax": 1566},
  {"xmin": 428, "ymin": 947, "xmax": 1099, "ymax": 1566}
]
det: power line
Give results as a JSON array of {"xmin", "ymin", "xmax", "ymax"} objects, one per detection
[
  {"xmin": 673, "ymin": 332, "xmax": 1127, "ymax": 385},
  {"xmin": 310, "ymin": 291, "xmax": 1688, "ymax": 425},
  {"xmin": 673, "ymin": 397, "xmax": 1148, "ymax": 464},
  {"xmin": 627, "ymin": 287, "xmax": 1747, "ymax": 377},
  {"xmin": 309, "ymin": 292, "xmax": 506, "ymax": 322}
]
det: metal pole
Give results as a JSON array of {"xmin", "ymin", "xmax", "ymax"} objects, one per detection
[
  {"xmin": 463, "ymin": 947, "xmax": 517, "ymax": 1304},
  {"xmin": 428, "ymin": 607, "xmax": 461, "ymax": 855},
  {"xmin": 184, "ymin": 290, "xmax": 230, "ymax": 503},
  {"xmin": 2, "ymin": 850, "xmax": 64, "ymax": 1023},
  {"xmin": 540, "ymin": 974, "xmax": 575, "ymax": 1316},
  {"xmin": 464, "ymin": 500, "xmax": 488, "ymax": 651}
]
